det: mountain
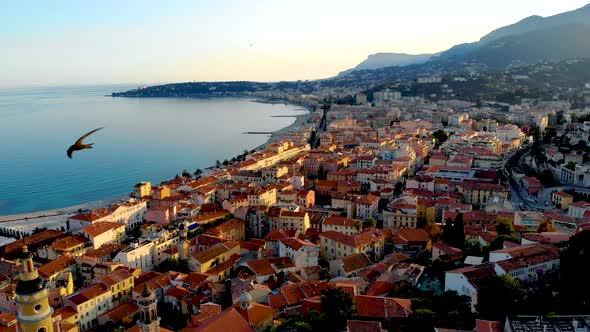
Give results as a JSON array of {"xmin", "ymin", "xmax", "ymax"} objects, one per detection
[
  {"xmin": 337, "ymin": 52, "xmax": 434, "ymax": 76},
  {"xmin": 480, "ymin": 3, "xmax": 590, "ymax": 44},
  {"xmin": 460, "ymin": 24, "xmax": 590, "ymax": 69},
  {"xmin": 436, "ymin": 3, "xmax": 590, "ymax": 61},
  {"xmin": 339, "ymin": 3, "xmax": 590, "ymax": 76}
]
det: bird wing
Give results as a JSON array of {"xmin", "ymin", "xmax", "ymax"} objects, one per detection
[
  {"xmin": 75, "ymin": 127, "xmax": 103, "ymax": 145},
  {"xmin": 67, "ymin": 146, "xmax": 74, "ymax": 158}
]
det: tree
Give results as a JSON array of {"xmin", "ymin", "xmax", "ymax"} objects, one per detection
[
  {"xmin": 354, "ymin": 219, "xmax": 363, "ymax": 234},
  {"xmin": 222, "ymin": 159, "xmax": 229, "ymax": 166},
  {"xmin": 194, "ymin": 169, "xmax": 203, "ymax": 178},
  {"xmin": 425, "ymin": 222, "xmax": 442, "ymax": 242},
  {"xmin": 215, "ymin": 160, "xmax": 221, "ymax": 167},
  {"xmin": 362, "ymin": 217, "xmax": 377, "ymax": 230},
  {"xmin": 181, "ymin": 169, "xmax": 191, "ymax": 178},
  {"xmin": 560, "ymin": 230, "xmax": 590, "ymax": 312},
  {"xmin": 495, "ymin": 217, "xmax": 514, "ymax": 236},
  {"xmin": 442, "ymin": 213, "xmax": 465, "ymax": 249},
  {"xmin": 320, "ymin": 286, "xmax": 356, "ymax": 331},
  {"xmin": 431, "ymin": 130, "xmax": 449, "ymax": 147},
  {"xmin": 476, "ymin": 275, "xmax": 526, "ymax": 321},
  {"xmin": 537, "ymin": 220, "xmax": 556, "ymax": 233}
]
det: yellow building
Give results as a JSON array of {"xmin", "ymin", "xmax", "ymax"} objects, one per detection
[
  {"xmin": 188, "ymin": 242, "xmax": 240, "ymax": 281},
  {"xmin": 416, "ymin": 200, "xmax": 437, "ymax": 224},
  {"xmin": 552, "ymin": 191, "xmax": 573, "ymax": 210},
  {"xmin": 96, "ymin": 268, "xmax": 135, "ymax": 306},
  {"xmin": 134, "ymin": 182, "xmax": 152, "ymax": 198},
  {"xmin": 15, "ymin": 246, "xmax": 56, "ymax": 332},
  {"xmin": 319, "ymin": 230, "xmax": 385, "ymax": 261}
]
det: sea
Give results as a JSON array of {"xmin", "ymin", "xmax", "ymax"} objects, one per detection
[{"xmin": 0, "ymin": 85, "xmax": 306, "ymax": 215}]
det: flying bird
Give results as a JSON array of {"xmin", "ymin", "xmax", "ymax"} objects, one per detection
[{"xmin": 67, "ymin": 127, "xmax": 103, "ymax": 159}]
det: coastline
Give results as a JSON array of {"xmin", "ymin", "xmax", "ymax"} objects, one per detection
[{"xmin": 0, "ymin": 95, "xmax": 312, "ymax": 222}]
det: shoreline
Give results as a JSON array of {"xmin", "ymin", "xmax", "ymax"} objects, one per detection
[{"xmin": 0, "ymin": 95, "xmax": 312, "ymax": 221}]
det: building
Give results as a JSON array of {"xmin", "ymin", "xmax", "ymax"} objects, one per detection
[
  {"xmin": 322, "ymin": 216, "xmax": 359, "ymax": 235},
  {"xmin": 320, "ymin": 230, "xmax": 385, "ymax": 261},
  {"xmin": 64, "ymin": 284, "xmax": 112, "ymax": 331},
  {"xmin": 188, "ymin": 242, "xmax": 241, "ymax": 281},
  {"xmin": 329, "ymin": 253, "xmax": 372, "ymax": 278},
  {"xmin": 207, "ymin": 219, "xmax": 246, "ymax": 241},
  {"xmin": 114, "ymin": 240, "xmax": 155, "ymax": 271},
  {"xmin": 505, "ymin": 316, "xmax": 590, "ymax": 332},
  {"xmin": 278, "ymin": 238, "xmax": 319, "ymax": 268},
  {"xmin": 194, "ymin": 292, "xmax": 274, "ymax": 332},
  {"xmin": 276, "ymin": 210, "xmax": 310, "ymax": 233},
  {"xmin": 15, "ymin": 246, "xmax": 58, "ymax": 332},
  {"xmin": 445, "ymin": 263, "xmax": 497, "ymax": 311},
  {"xmin": 552, "ymin": 191, "xmax": 573, "ymax": 209},
  {"xmin": 568, "ymin": 201, "xmax": 590, "ymax": 218},
  {"xmin": 513, "ymin": 211, "xmax": 545, "ymax": 230},
  {"xmin": 80, "ymin": 222, "xmax": 126, "ymax": 249},
  {"xmin": 355, "ymin": 195, "xmax": 380, "ymax": 219}
]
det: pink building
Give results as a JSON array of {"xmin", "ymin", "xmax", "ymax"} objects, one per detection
[{"xmin": 145, "ymin": 205, "xmax": 176, "ymax": 225}]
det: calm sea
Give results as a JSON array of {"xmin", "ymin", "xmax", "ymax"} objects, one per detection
[{"xmin": 0, "ymin": 85, "xmax": 306, "ymax": 215}]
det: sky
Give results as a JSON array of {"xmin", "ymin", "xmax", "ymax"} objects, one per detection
[{"xmin": 1, "ymin": 0, "xmax": 589, "ymax": 87}]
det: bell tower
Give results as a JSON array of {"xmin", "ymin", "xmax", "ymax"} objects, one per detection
[
  {"xmin": 15, "ymin": 246, "xmax": 54, "ymax": 332},
  {"xmin": 137, "ymin": 284, "xmax": 160, "ymax": 332},
  {"xmin": 177, "ymin": 222, "xmax": 189, "ymax": 261}
]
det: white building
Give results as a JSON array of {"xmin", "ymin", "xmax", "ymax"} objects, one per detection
[
  {"xmin": 113, "ymin": 240, "xmax": 155, "ymax": 271},
  {"xmin": 278, "ymin": 237, "xmax": 319, "ymax": 268},
  {"xmin": 444, "ymin": 263, "xmax": 497, "ymax": 311},
  {"xmin": 322, "ymin": 216, "xmax": 358, "ymax": 235},
  {"xmin": 568, "ymin": 201, "xmax": 590, "ymax": 218},
  {"xmin": 80, "ymin": 222, "xmax": 125, "ymax": 249}
]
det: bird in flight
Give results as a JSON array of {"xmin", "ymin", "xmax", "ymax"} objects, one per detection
[{"xmin": 67, "ymin": 127, "xmax": 103, "ymax": 159}]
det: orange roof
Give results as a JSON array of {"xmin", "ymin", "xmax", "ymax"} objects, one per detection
[
  {"xmin": 320, "ymin": 230, "xmax": 384, "ymax": 248},
  {"xmin": 38, "ymin": 255, "xmax": 76, "ymax": 278},
  {"xmin": 192, "ymin": 307, "xmax": 255, "ymax": 332},
  {"xmin": 338, "ymin": 253, "xmax": 372, "ymax": 273},
  {"xmin": 323, "ymin": 216, "xmax": 357, "ymax": 227},
  {"xmin": 234, "ymin": 302, "xmax": 275, "ymax": 327},
  {"xmin": 100, "ymin": 302, "xmax": 139, "ymax": 322},
  {"xmin": 355, "ymin": 295, "xmax": 412, "ymax": 318},
  {"xmin": 279, "ymin": 238, "xmax": 316, "ymax": 250},
  {"xmin": 67, "ymin": 284, "xmax": 108, "ymax": 306},
  {"xmin": 81, "ymin": 221, "xmax": 124, "ymax": 238}
]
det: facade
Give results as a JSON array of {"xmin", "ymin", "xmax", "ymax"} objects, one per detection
[
  {"xmin": 276, "ymin": 210, "xmax": 310, "ymax": 233},
  {"xmin": 80, "ymin": 222, "xmax": 126, "ymax": 249},
  {"xmin": 319, "ymin": 230, "xmax": 385, "ymax": 261},
  {"xmin": 322, "ymin": 216, "xmax": 359, "ymax": 235},
  {"xmin": 113, "ymin": 241, "xmax": 155, "ymax": 271},
  {"xmin": 278, "ymin": 238, "xmax": 319, "ymax": 268},
  {"xmin": 64, "ymin": 284, "xmax": 112, "ymax": 331},
  {"xmin": 552, "ymin": 191, "xmax": 573, "ymax": 209}
]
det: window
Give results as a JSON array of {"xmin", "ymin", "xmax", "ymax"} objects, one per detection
[{"xmin": 34, "ymin": 304, "xmax": 42, "ymax": 312}]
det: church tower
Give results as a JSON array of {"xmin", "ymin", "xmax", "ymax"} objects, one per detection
[
  {"xmin": 177, "ymin": 222, "xmax": 189, "ymax": 261},
  {"xmin": 137, "ymin": 284, "xmax": 160, "ymax": 332},
  {"xmin": 15, "ymin": 246, "xmax": 54, "ymax": 332}
]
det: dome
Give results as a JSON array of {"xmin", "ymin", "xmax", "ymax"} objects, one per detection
[
  {"xmin": 240, "ymin": 291, "xmax": 252, "ymax": 304},
  {"xmin": 16, "ymin": 277, "xmax": 46, "ymax": 295}
]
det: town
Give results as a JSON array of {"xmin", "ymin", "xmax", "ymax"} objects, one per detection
[{"xmin": 2, "ymin": 75, "xmax": 590, "ymax": 332}]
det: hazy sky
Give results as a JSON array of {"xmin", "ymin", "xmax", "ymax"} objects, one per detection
[{"xmin": 1, "ymin": 0, "xmax": 588, "ymax": 87}]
